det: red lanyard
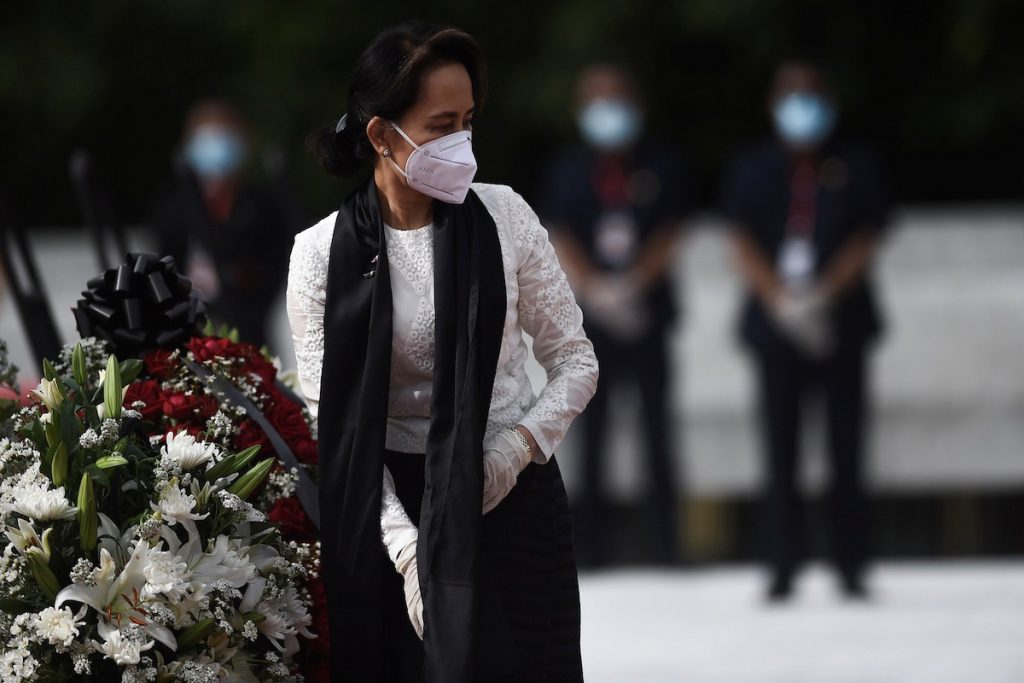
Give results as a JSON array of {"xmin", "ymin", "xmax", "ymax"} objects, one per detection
[
  {"xmin": 785, "ymin": 160, "xmax": 817, "ymax": 237},
  {"xmin": 592, "ymin": 158, "xmax": 630, "ymax": 208}
]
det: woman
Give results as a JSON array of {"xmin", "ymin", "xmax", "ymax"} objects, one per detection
[{"xmin": 285, "ymin": 21, "xmax": 599, "ymax": 683}]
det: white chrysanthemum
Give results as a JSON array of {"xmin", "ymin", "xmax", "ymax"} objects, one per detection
[
  {"xmin": 150, "ymin": 486, "xmax": 209, "ymax": 526},
  {"xmin": 160, "ymin": 430, "xmax": 220, "ymax": 471},
  {"xmin": 0, "ymin": 647, "xmax": 39, "ymax": 682},
  {"xmin": 33, "ymin": 605, "xmax": 88, "ymax": 649},
  {"xmin": 140, "ymin": 545, "xmax": 191, "ymax": 603},
  {"xmin": 4, "ymin": 480, "xmax": 77, "ymax": 522}
]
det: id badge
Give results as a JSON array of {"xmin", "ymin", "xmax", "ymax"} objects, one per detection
[
  {"xmin": 594, "ymin": 210, "xmax": 637, "ymax": 267},
  {"xmin": 777, "ymin": 235, "xmax": 815, "ymax": 285}
]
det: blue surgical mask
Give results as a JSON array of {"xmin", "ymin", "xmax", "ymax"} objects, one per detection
[
  {"xmin": 577, "ymin": 98, "xmax": 642, "ymax": 150},
  {"xmin": 772, "ymin": 92, "xmax": 837, "ymax": 149},
  {"xmin": 184, "ymin": 126, "xmax": 247, "ymax": 179}
]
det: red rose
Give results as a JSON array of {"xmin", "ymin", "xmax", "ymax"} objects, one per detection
[
  {"xmin": 124, "ymin": 379, "xmax": 165, "ymax": 422},
  {"xmin": 235, "ymin": 341, "xmax": 278, "ymax": 387},
  {"xmin": 186, "ymin": 336, "xmax": 237, "ymax": 363},
  {"xmin": 292, "ymin": 438, "xmax": 319, "ymax": 465},
  {"xmin": 265, "ymin": 396, "xmax": 310, "ymax": 444},
  {"xmin": 162, "ymin": 392, "xmax": 201, "ymax": 421},
  {"xmin": 235, "ymin": 419, "xmax": 269, "ymax": 451},
  {"xmin": 195, "ymin": 392, "xmax": 219, "ymax": 418},
  {"xmin": 142, "ymin": 348, "xmax": 177, "ymax": 379},
  {"xmin": 268, "ymin": 496, "xmax": 316, "ymax": 541}
]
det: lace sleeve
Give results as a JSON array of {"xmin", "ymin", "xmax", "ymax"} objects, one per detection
[
  {"xmin": 503, "ymin": 188, "xmax": 600, "ymax": 462},
  {"xmin": 380, "ymin": 465, "xmax": 418, "ymax": 564},
  {"xmin": 286, "ymin": 230, "xmax": 417, "ymax": 564},
  {"xmin": 285, "ymin": 233, "xmax": 328, "ymax": 421}
]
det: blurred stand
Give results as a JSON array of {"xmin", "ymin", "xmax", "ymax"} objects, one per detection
[
  {"xmin": 149, "ymin": 99, "xmax": 305, "ymax": 352},
  {"xmin": 538, "ymin": 64, "xmax": 693, "ymax": 567},
  {"xmin": 720, "ymin": 55, "xmax": 894, "ymax": 601},
  {"xmin": 68, "ymin": 149, "xmax": 130, "ymax": 272},
  {"xmin": 0, "ymin": 194, "xmax": 62, "ymax": 364}
]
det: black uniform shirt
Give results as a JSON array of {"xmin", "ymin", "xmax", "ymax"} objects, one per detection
[
  {"xmin": 721, "ymin": 136, "xmax": 894, "ymax": 350},
  {"xmin": 539, "ymin": 140, "xmax": 692, "ymax": 331}
]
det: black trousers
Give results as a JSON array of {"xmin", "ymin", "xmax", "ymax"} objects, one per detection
[
  {"xmin": 576, "ymin": 325, "xmax": 680, "ymax": 565},
  {"xmin": 750, "ymin": 339, "xmax": 874, "ymax": 583},
  {"xmin": 380, "ymin": 448, "xmax": 584, "ymax": 683}
]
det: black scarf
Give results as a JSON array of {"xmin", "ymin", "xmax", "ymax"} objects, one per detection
[{"xmin": 316, "ymin": 178, "xmax": 512, "ymax": 682}]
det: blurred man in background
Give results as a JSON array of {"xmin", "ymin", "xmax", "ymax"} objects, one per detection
[
  {"xmin": 720, "ymin": 56, "xmax": 893, "ymax": 600},
  {"xmin": 540, "ymin": 63, "xmax": 692, "ymax": 567},
  {"xmin": 150, "ymin": 99, "xmax": 300, "ymax": 350}
]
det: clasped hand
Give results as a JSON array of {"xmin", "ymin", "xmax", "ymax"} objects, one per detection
[
  {"xmin": 580, "ymin": 272, "xmax": 650, "ymax": 341},
  {"xmin": 769, "ymin": 285, "xmax": 835, "ymax": 358}
]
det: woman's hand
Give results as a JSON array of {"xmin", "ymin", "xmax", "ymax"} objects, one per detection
[
  {"xmin": 394, "ymin": 540, "xmax": 423, "ymax": 639},
  {"xmin": 482, "ymin": 428, "xmax": 533, "ymax": 514}
]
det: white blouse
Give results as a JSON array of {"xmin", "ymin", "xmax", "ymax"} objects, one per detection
[
  {"xmin": 285, "ymin": 182, "xmax": 599, "ymax": 561},
  {"xmin": 381, "ymin": 220, "xmax": 436, "ymax": 454}
]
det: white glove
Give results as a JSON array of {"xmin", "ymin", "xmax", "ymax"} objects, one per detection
[
  {"xmin": 393, "ymin": 540, "xmax": 423, "ymax": 639},
  {"xmin": 482, "ymin": 428, "xmax": 533, "ymax": 514},
  {"xmin": 580, "ymin": 273, "xmax": 650, "ymax": 341},
  {"xmin": 770, "ymin": 286, "xmax": 834, "ymax": 358}
]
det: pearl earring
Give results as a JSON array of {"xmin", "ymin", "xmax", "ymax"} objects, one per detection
[{"xmin": 382, "ymin": 148, "xmax": 391, "ymax": 157}]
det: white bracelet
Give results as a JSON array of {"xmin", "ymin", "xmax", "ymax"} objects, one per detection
[{"xmin": 507, "ymin": 426, "xmax": 532, "ymax": 460}]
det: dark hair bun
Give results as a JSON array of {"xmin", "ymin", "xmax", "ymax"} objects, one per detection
[{"xmin": 308, "ymin": 20, "xmax": 487, "ymax": 178}]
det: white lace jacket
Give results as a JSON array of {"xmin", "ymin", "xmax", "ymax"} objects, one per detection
[{"xmin": 285, "ymin": 182, "xmax": 599, "ymax": 562}]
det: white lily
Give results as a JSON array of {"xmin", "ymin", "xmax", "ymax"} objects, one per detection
[
  {"xmin": 55, "ymin": 543, "xmax": 178, "ymax": 651},
  {"xmin": 31, "ymin": 378, "xmax": 63, "ymax": 411},
  {"xmin": 92, "ymin": 618, "xmax": 155, "ymax": 666},
  {"xmin": 4, "ymin": 518, "xmax": 53, "ymax": 561},
  {"xmin": 241, "ymin": 582, "xmax": 315, "ymax": 656},
  {"xmin": 97, "ymin": 511, "xmax": 138, "ymax": 568}
]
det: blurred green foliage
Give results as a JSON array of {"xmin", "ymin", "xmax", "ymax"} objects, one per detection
[{"xmin": 2, "ymin": 0, "xmax": 1023, "ymax": 227}]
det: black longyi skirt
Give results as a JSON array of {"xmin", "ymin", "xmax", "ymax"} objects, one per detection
[{"xmin": 380, "ymin": 448, "xmax": 585, "ymax": 683}]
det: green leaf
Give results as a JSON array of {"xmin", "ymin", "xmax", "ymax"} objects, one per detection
[
  {"xmin": 43, "ymin": 418, "xmax": 60, "ymax": 448},
  {"xmin": 77, "ymin": 474, "xmax": 97, "ymax": 551},
  {"xmin": 28, "ymin": 554, "xmax": 60, "ymax": 600},
  {"xmin": 227, "ymin": 457, "xmax": 274, "ymax": 500},
  {"xmin": 176, "ymin": 617, "xmax": 215, "ymax": 650},
  {"xmin": 51, "ymin": 442, "xmax": 68, "ymax": 486},
  {"xmin": 202, "ymin": 317, "xmax": 214, "ymax": 336},
  {"xmin": 23, "ymin": 419, "xmax": 47, "ymax": 450},
  {"xmin": 71, "ymin": 342, "xmax": 87, "ymax": 387},
  {"xmin": 95, "ymin": 454, "xmax": 129, "ymax": 469},
  {"xmin": 0, "ymin": 596, "xmax": 35, "ymax": 613},
  {"xmin": 119, "ymin": 358, "xmax": 144, "ymax": 385},
  {"xmin": 42, "ymin": 358, "xmax": 57, "ymax": 381},
  {"xmin": 84, "ymin": 463, "xmax": 111, "ymax": 488},
  {"xmin": 103, "ymin": 354, "xmax": 122, "ymax": 420},
  {"xmin": 58, "ymin": 399, "xmax": 83, "ymax": 450},
  {"xmin": 205, "ymin": 444, "xmax": 262, "ymax": 482}
]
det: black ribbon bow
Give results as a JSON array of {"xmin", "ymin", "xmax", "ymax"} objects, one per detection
[{"xmin": 72, "ymin": 252, "xmax": 208, "ymax": 358}]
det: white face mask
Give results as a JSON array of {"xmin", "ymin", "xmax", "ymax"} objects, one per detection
[{"xmin": 386, "ymin": 121, "xmax": 478, "ymax": 204}]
